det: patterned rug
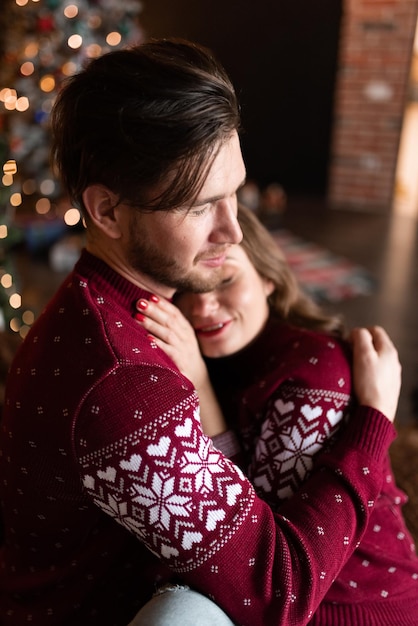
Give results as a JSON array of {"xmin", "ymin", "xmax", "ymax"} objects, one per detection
[{"xmin": 271, "ymin": 229, "xmax": 376, "ymax": 304}]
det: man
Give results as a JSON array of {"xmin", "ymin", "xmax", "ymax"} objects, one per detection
[{"xmin": 0, "ymin": 39, "xmax": 400, "ymax": 626}]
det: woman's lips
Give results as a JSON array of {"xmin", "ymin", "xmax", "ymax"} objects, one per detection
[{"xmin": 195, "ymin": 320, "xmax": 232, "ymax": 338}]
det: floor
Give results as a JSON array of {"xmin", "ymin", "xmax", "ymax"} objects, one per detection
[{"xmin": 280, "ymin": 196, "xmax": 418, "ymax": 429}]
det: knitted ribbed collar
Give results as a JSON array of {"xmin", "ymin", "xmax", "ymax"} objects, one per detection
[{"xmin": 74, "ymin": 248, "xmax": 157, "ymax": 317}]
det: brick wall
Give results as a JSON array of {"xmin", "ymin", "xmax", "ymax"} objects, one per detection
[{"xmin": 328, "ymin": 0, "xmax": 418, "ymax": 212}]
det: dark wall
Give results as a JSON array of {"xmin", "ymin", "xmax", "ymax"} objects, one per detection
[{"xmin": 141, "ymin": 0, "xmax": 343, "ymax": 196}]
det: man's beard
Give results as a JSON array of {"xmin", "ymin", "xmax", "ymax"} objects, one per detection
[{"xmin": 126, "ymin": 218, "xmax": 222, "ymax": 294}]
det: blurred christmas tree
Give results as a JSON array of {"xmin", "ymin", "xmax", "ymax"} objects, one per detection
[{"xmin": 0, "ymin": 0, "xmax": 145, "ymax": 335}]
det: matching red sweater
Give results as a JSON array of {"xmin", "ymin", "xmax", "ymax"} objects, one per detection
[
  {"xmin": 0, "ymin": 250, "xmax": 404, "ymax": 625},
  {"xmin": 206, "ymin": 316, "xmax": 418, "ymax": 624}
]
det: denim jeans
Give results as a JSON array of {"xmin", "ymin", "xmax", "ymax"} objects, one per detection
[{"xmin": 128, "ymin": 584, "xmax": 236, "ymax": 626}]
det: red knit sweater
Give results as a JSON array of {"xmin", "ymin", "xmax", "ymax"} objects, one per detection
[
  {"xmin": 207, "ymin": 316, "xmax": 418, "ymax": 625},
  {"xmin": 0, "ymin": 250, "xmax": 400, "ymax": 626}
]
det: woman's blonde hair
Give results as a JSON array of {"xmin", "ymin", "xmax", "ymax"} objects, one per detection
[{"xmin": 237, "ymin": 204, "xmax": 346, "ymax": 336}]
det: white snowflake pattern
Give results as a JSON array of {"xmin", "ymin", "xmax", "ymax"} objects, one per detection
[
  {"xmin": 275, "ymin": 425, "xmax": 322, "ymax": 479},
  {"xmin": 132, "ymin": 472, "xmax": 193, "ymax": 531},
  {"xmin": 94, "ymin": 493, "xmax": 128, "ymax": 522},
  {"xmin": 181, "ymin": 438, "xmax": 224, "ymax": 494},
  {"xmin": 122, "ymin": 515, "xmax": 148, "ymax": 538}
]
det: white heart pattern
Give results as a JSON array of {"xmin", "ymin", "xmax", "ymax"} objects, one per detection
[
  {"xmin": 182, "ymin": 531, "xmax": 203, "ymax": 549},
  {"xmin": 97, "ymin": 466, "xmax": 116, "ymax": 482},
  {"xmin": 175, "ymin": 418, "xmax": 192, "ymax": 438},
  {"xmin": 301, "ymin": 405, "xmax": 323, "ymax": 421},
  {"xmin": 275, "ymin": 399, "xmax": 295, "ymax": 414},
  {"xmin": 327, "ymin": 408, "xmax": 343, "ymax": 427},
  {"xmin": 83, "ymin": 474, "xmax": 95, "ymax": 490},
  {"xmin": 120, "ymin": 454, "xmax": 142, "ymax": 472},
  {"xmin": 206, "ymin": 509, "xmax": 226, "ymax": 531},
  {"xmin": 147, "ymin": 436, "xmax": 170, "ymax": 457},
  {"xmin": 226, "ymin": 483, "xmax": 242, "ymax": 506},
  {"xmin": 161, "ymin": 544, "xmax": 179, "ymax": 559}
]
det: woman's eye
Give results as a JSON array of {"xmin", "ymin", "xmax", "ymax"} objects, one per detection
[{"xmin": 220, "ymin": 276, "xmax": 233, "ymax": 286}]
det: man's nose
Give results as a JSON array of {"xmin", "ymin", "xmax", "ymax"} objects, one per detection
[{"xmin": 210, "ymin": 197, "xmax": 243, "ymax": 245}]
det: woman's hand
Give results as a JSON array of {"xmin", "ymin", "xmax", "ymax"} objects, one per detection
[
  {"xmin": 135, "ymin": 297, "xmax": 227, "ymax": 437},
  {"xmin": 350, "ymin": 326, "xmax": 401, "ymax": 423},
  {"xmin": 135, "ymin": 296, "xmax": 207, "ymax": 389}
]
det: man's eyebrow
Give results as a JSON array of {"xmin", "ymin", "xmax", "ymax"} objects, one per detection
[{"xmin": 192, "ymin": 177, "xmax": 247, "ymax": 207}]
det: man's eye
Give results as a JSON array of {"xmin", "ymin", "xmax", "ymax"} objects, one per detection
[
  {"xmin": 190, "ymin": 206, "xmax": 209, "ymax": 217},
  {"xmin": 192, "ymin": 207, "xmax": 206, "ymax": 217}
]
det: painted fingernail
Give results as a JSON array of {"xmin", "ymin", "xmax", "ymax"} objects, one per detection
[
  {"xmin": 137, "ymin": 299, "xmax": 148, "ymax": 310},
  {"xmin": 150, "ymin": 294, "xmax": 159, "ymax": 303},
  {"xmin": 135, "ymin": 313, "xmax": 145, "ymax": 322}
]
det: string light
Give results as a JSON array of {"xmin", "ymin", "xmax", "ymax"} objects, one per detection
[
  {"xmin": 106, "ymin": 32, "xmax": 122, "ymax": 46},
  {"xmin": 10, "ymin": 193, "xmax": 22, "ymax": 207},
  {"xmin": 3, "ymin": 160, "xmax": 17, "ymax": 175},
  {"xmin": 9, "ymin": 293, "xmax": 22, "ymax": 310},
  {"xmin": 9, "ymin": 318, "xmax": 20, "ymax": 333},
  {"xmin": 22, "ymin": 179, "xmax": 36, "ymax": 194},
  {"xmin": 2, "ymin": 160, "xmax": 17, "ymax": 186},
  {"xmin": 24, "ymin": 42, "xmax": 38, "ymax": 57},
  {"xmin": 22, "ymin": 310, "xmax": 35, "ymax": 325},
  {"xmin": 64, "ymin": 208, "xmax": 81, "ymax": 226},
  {"xmin": 3, "ymin": 89, "xmax": 17, "ymax": 110},
  {"xmin": 2, "ymin": 175, "xmax": 13, "ymax": 186},
  {"xmin": 0, "ymin": 274, "xmax": 12, "ymax": 289},
  {"xmin": 15, "ymin": 97, "xmax": 30, "ymax": 112},
  {"xmin": 61, "ymin": 61, "xmax": 77, "ymax": 75},
  {"xmin": 39, "ymin": 75, "xmax": 55, "ymax": 92},
  {"xmin": 20, "ymin": 61, "xmax": 35, "ymax": 76},
  {"xmin": 63, "ymin": 5, "xmax": 78, "ymax": 19},
  {"xmin": 39, "ymin": 179, "xmax": 55, "ymax": 195},
  {"xmin": 35, "ymin": 197, "xmax": 51, "ymax": 215},
  {"xmin": 68, "ymin": 34, "xmax": 83, "ymax": 49},
  {"xmin": 86, "ymin": 44, "xmax": 102, "ymax": 58}
]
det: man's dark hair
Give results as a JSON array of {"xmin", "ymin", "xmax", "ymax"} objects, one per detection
[{"xmin": 50, "ymin": 38, "xmax": 241, "ymax": 216}]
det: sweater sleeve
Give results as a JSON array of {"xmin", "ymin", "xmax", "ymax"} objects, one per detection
[
  {"xmin": 75, "ymin": 363, "xmax": 395, "ymax": 626},
  {"xmin": 211, "ymin": 429, "xmax": 244, "ymax": 466}
]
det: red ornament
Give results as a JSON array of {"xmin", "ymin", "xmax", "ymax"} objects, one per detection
[{"xmin": 37, "ymin": 14, "xmax": 55, "ymax": 33}]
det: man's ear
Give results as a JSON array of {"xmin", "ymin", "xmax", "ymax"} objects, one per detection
[{"xmin": 82, "ymin": 185, "xmax": 122, "ymax": 239}]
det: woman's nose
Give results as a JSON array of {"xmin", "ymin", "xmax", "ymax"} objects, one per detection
[{"xmin": 189, "ymin": 292, "xmax": 220, "ymax": 319}]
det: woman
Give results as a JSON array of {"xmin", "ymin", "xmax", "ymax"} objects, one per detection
[{"xmin": 135, "ymin": 204, "xmax": 418, "ymax": 624}]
